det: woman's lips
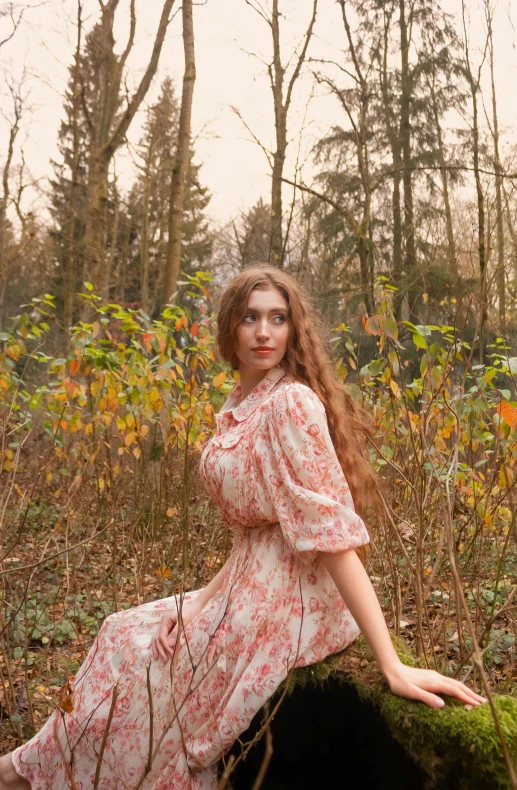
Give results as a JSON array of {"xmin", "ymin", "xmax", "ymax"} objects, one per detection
[{"xmin": 253, "ymin": 348, "xmax": 274, "ymax": 355}]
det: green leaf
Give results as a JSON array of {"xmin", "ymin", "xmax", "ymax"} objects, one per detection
[{"xmin": 413, "ymin": 333, "xmax": 427, "ymax": 350}]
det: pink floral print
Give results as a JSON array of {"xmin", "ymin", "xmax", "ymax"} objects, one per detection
[{"xmin": 12, "ymin": 362, "xmax": 370, "ymax": 788}]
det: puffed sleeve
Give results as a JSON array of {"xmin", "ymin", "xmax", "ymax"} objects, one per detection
[{"xmin": 262, "ymin": 382, "xmax": 370, "ymax": 564}]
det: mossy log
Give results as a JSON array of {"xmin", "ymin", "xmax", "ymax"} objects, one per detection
[{"xmin": 224, "ymin": 634, "xmax": 517, "ymax": 790}]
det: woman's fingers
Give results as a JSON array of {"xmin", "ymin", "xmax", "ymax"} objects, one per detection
[
  {"xmin": 407, "ymin": 683, "xmax": 445, "ymax": 709},
  {"xmin": 414, "ymin": 671, "xmax": 487, "ymax": 708},
  {"xmin": 167, "ymin": 624, "xmax": 178, "ymax": 648},
  {"xmin": 433, "ymin": 677, "xmax": 487, "ymax": 707},
  {"xmin": 152, "ymin": 635, "xmax": 169, "ymax": 662},
  {"xmin": 150, "ymin": 614, "xmax": 178, "ymax": 662},
  {"xmin": 159, "ymin": 619, "xmax": 176, "ymax": 659}
]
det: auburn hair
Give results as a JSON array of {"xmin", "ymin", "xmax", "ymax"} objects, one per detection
[{"xmin": 215, "ymin": 263, "xmax": 383, "ymax": 522}]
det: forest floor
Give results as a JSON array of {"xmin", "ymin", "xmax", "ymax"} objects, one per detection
[{"xmin": 1, "ymin": 458, "xmax": 516, "ymax": 757}]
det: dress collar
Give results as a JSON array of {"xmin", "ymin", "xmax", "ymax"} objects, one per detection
[{"xmin": 216, "ymin": 362, "xmax": 288, "ymax": 423}]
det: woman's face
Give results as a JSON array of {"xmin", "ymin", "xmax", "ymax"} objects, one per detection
[{"xmin": 234, "ymin": 286, "xmax": 290, "ymax": 371}]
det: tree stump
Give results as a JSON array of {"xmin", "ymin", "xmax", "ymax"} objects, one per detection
[{"xmin": 219, "ymin": 635, "xmax": 517, "ymax": 789}]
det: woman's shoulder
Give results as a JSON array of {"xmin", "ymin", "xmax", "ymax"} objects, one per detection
[{"xmin": 263, "ymin": 374, "xmax": 325, "ymax": 417}]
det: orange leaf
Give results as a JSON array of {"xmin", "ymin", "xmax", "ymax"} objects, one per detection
[
  {"xmin": 59, "ymin": 674, "xmax": 75, "ymax": 713},
  {"xmin": 142, "ymin": 332, "xmax": 154, "ymax": 352},
  {"xmin": 497, "ymin": 401, "xmax": 517, "ymax": 428},
  {"xmin": 362, "ymin": 314, "xmax": 381, "ymax": 336},
  {"xmin": 191, "ymin": 322, "xmax": 199, "ymax": 337},
  {"xmin": 68, "ymin": 359, "xmax": 80, "ymax": 376}
]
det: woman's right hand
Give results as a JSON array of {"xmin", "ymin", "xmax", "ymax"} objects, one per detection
[{"xmin": 151, "ymin": 598, "xmax": 206, "ymax": 662}]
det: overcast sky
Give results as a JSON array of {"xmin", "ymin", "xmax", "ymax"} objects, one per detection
[{"xmin": 1, "ymin": 0, "xmax": 517, "ymax": 224}]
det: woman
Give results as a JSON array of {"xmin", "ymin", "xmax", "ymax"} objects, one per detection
[{"xmin": 3, "ymin": 265, "xmax": 486, "ymax": 789}]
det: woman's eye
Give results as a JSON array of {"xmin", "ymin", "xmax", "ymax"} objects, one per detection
[{"xmin": 244, "ymin": 314, "xmax": 285, "ymax": 322}]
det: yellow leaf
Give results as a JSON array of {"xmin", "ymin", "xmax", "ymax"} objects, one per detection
[
  {"xmin": 498, "ymin": 466, "xmax": 514, "ymax": 488},
  {"xmin": 125, "ymin": 431, "xmax": 136, "ymax": 447},
  {"xmin": 85, "ymin": 422, "xmax": 94, "ymax": 435},
  {"xmin": 389, "ymin": 379, "xmax": 401, "ymax": 399},
  {"xmin": 116, "ymin": 417, "xmax": 126, "ymax": 431},
  {"xmin": 155, "ymin": 564, "xmax": 171, "ymax": 579},
  {"xmin": 140, "ymin": 424, "xmax": 149, "ymax": 437},
  {"xmin": 213, "ymin": 371, "xmax": 227, "ymax": 389},
  {"xmin": 126, "ymin": 413, "xmax": 135, "ymax": 428}
]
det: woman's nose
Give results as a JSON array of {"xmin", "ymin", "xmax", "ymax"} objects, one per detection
[{"xmin": 256, "ymin": 321, "xmax": 270, "ymax": 339}]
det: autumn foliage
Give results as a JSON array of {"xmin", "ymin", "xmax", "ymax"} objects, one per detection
[{"xmin": 1, "ymin": 274, "xmax": 516, "ymax": 752}]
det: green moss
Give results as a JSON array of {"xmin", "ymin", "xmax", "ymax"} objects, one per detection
[{"xmin": 274, "ymin": 634, "xmax": 517, "ymax": 789}]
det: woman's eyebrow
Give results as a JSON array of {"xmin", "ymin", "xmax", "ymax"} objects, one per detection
[{"xmin": 246, "ymin": 307, "xmax": 288, "ymax": 313}]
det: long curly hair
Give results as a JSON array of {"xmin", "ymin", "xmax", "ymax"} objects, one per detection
[{"xmin": 215, "ymin": 263, "xmax": 383, "ymax": 521}]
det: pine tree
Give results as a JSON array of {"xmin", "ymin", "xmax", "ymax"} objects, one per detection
[{"xmin": 124, "ymin": 77, "xmax": 212, "ymax": 315}]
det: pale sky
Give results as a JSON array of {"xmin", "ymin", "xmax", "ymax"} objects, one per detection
[{"xmin": 1, "ymin": 0, "xmax": 517, "ymax": 224}]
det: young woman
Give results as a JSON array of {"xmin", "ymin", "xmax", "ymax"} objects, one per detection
[{"xmin": 2, "ymin": 265, "xmax": 486, "ymax": 789}]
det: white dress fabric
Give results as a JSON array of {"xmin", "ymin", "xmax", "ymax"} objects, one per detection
[{"xmin": 12, "ymin": 362, "xmax": 370, "ymax": 788}]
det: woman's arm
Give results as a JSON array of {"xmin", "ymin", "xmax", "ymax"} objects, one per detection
[
  {"xmin": 319, "ymin": 547, "xmax": 487, "ymax": 709},
  {"xmin": 152, "ymin": 559, "xmax": 230, "ymax": 662},
  {"xmin": 196, "ymin": 559, "xmax": 229, "ymax": 607}
]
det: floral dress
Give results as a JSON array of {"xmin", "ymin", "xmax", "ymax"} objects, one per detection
[{"xmin": 12, "ymin": 362, "xmax": 370, "ymax": 789}]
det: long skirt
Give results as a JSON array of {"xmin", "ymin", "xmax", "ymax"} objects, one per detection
[{"xmin": 11, "ymin": 524, "xmax": 361, "ymax": 788}]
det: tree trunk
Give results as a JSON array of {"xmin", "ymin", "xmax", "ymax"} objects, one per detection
[
  {"xmin": 487, "ymin": 2, "xmax": 505, "ymax": 331},
  {"xmin": 161, "ymin": 0, "xmax": 196, "ymax": 309},
  {"xmin": 462, "ymin": 1, "xmax": 486, "ymax": 363},
  {"xmin": 338, "ymin": 0, "xmax": 374, "ymax": 315},
  {"xmin": 105, "ymin": 165, "xmax": 120, "ymax": 300},
  {"xmin": 271, "ymin": 120, "xmax": 287, "ymax": 265},
  {"xmin": 430, "ymin": 75, "xmax": 458, "ymax": 282},
  {"xmin": 81, "ymin": 0, "xmax": 175, "ymax": 308},
  {"xmin": 399, "ymin": 0, "xmax": 418, "ymax": 324},
  {"xmin": 379, "ymin": 5, "xmax": 403, "ymax": 320},
  {"xmin": 268, "ymin": 0, "xmax": 317, "ymax": 267},
  {"xmin": 140, "ymin": 144, "xmax": 152, "ymax": 314},
  {"xmin": 0, "ymin": 82, "xmax": 21, "ymax": 327},
  {"xmin": 61, "ymin": 1, "xmax": 83, "ymax": 335}
]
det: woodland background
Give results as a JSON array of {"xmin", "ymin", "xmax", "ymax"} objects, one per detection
[{"xmin": 1, "ymin": 0, "xmax": 517, "ymax": 785}]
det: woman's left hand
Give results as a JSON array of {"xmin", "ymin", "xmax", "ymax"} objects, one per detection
[{"xmin": 385, "ymin": 662, "xmax": 488, "ymax": 710}]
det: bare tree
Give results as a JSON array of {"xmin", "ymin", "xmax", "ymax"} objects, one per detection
[
  {"xmin": 485, "ymin": 0, "xmax": 505, "ymax": 332},
  {"xmin": 242, "ymin": 0, "xmax": 318, "ymax": 267},
  {"xmin": 161, "ymin": 0, "xmax": 195, "ymax": 309},
  {"xmin": 0, "ymin": 72, "xmax": 25, "ymax": 324},
  {"xmin": 81, "ymin": 0, "xmax": 176, "ymax": 306},
  {"xmin": 399, "ymin": 0, "xmax": 419, "ymax": 323},
  {"xmin": 461, "ymin": 0, "xmax": 489, "ymax": 362},
  {"xmin": 58, "ymin": 0, "xmax": 84, "ymax": 334},
  {"xmin": 0, "ymin": 1, "xmax": 39, "ymax": 50}
]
